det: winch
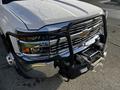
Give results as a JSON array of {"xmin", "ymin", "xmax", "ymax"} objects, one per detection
[{"xmin": 55, "ymin": 42, "xmax": 107, "ymax": 81}]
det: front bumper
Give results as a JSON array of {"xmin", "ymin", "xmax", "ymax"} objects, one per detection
[{"xmin": 6, "ymin": 45, "xmax": 107, "ymax": 79}]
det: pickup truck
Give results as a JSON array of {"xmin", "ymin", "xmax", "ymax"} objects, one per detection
[{"xmin": 0, "ymin": 0, "xmax": 107, "ymax": 81}]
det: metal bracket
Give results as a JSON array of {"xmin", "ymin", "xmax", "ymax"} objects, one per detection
[{"xmin": 6, "ymin": 53, "xmax": 16, "ymax": 66}]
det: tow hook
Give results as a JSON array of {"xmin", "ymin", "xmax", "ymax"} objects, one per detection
[{"xmin": 6, "ymin": 53, "xmax": 16, "ymax": 66}]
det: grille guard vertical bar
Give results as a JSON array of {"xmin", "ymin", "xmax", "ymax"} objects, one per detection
[{"xmin": 102, "ymin": 15, "xmax": 107, "ymax": 44}]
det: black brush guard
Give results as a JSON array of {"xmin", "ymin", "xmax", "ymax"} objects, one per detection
[{"xmin": 5, "ymin": 15, "xmax": 107, "ymax": 80}]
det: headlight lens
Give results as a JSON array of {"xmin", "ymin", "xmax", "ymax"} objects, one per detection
[{"xmin": 18, "ymin": 41, "xmax": 50, "ymax": 56}]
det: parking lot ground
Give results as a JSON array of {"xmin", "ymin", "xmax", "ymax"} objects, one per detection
[{"xmin": 0, "ymin": 1, "xmax": 120, "ymax": 90}]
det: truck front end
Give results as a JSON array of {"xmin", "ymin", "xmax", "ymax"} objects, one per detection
[{"xmin": 4, "ymin": 0, "xmax": 107, "ymax": 80}]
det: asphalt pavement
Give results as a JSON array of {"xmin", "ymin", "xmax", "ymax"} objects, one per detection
[{"xmin": 0, "ymin": 0, "xmax": 120, "ymax": 90}]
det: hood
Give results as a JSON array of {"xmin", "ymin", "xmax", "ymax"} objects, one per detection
[{"xmin": 6, "ymin": 0, "xmax": 104, "ymax": 30}]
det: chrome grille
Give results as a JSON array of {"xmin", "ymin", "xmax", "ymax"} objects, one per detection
[{"xmin": 50, "ymin": 16, "xmax": 103, "ymax": 56}]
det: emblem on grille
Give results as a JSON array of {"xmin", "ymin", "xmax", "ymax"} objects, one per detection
[{"xmin": 79, "ymin": 28, "xmax": 91, "ymax": 38}]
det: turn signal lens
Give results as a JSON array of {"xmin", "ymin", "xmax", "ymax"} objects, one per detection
[
  {"xmin": 18, "ymin": 41, "xmax": 50, "ymax": 56},
  {"xmin": 22, "ymin": 47, "xmax": 30, "ymax": 54}
]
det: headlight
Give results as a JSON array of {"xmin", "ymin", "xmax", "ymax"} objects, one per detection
[{"xmin": 18, "ymin": 41, "xmax": 50, "ymax": 56}]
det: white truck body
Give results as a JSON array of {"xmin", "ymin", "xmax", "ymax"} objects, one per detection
[{"xmin": 0, "ymin": 0, "xmax": 107, "ymax": 80}]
